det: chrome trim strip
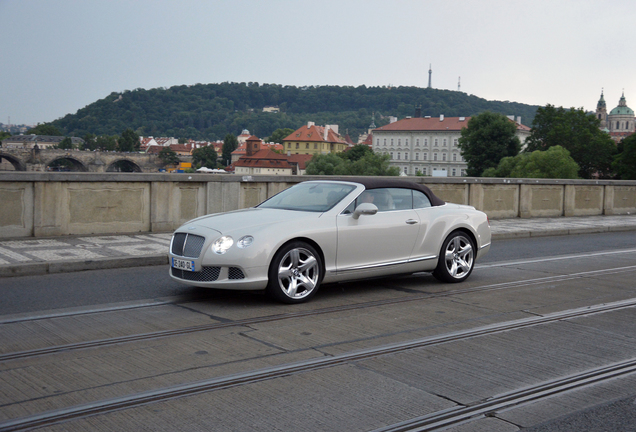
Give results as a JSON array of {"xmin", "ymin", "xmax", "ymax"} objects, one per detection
[
  {"xmin": 337, "ymin": 255, "xmax": 436, "ymax": 273},
  {"xmin": 480, "ymin": 242, "xmax": 491, "ymax": 250},
  {"xmin": 408, "ymin": 255, "xmax": 437, "ymax": 263}
]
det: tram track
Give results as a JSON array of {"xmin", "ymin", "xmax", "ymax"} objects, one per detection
[
  {"xmin": 2, "ymin": 264, "xmax": 636, "ymax": 362},
  {"xmin": 371, "ymin": 357, "xmax": 636, "ymax": 432},
  {"xmin": 2, "ymin": 297, "xmax": 636, "ymax": 431},
  {"xmin": 3, "ymin": 247, "xmax": 635, "ymax": 326}
]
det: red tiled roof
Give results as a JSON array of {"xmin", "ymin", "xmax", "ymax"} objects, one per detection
[
  {"xmin": 362, "ymin": 133, "xmax": 373, "ymax": 147},
  {"xmin": 232, "ymin": 139, "xmax": 280, "ymax": 155},
  {"xmin": 283, "ymin": 125, "xmax": 347, "ymax": 144},
  {"xmin": 145, "ymin": 145, "xmax": 162, "ymax": 154},
  {"xmin": 374, "ymin": 117, "xmax": 471, "ymax": 132},
  {"xmin": 512, "ymin": 120, "xmax": 531, "ymax": 132},
  {"xmin": 374, "ymin": 116, "xmax": 530, "ymax": 132},
  {"xmin": 286, "ymin": 153, "xmax": 314, "ymax": 170},
  {"xmin": 234, "ymin": 149, "xmax": 294, "ymax": 169}
]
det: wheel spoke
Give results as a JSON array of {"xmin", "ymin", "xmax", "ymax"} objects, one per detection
[
  {"xmin": 278, "ymin": 267, "xmax": 292, "ymax": 279},
  {"xmin": 286, "ymin": 278, "xmax": 298, "ymax": 297},
  {"xmin": 297, "ymin": 273, "xmax": 315, "ymax": 290},
  {"xmin": 459, "ymin": 243, "xmax": 473, "ymax": 257},
  {"xmin": 298, "ymin": 255, "xmax": 317, "ymax": 273},
  {"xmin": 453, "ymin": 237, "xmax": 461, "ymax": 253},
  {"xmin": 456, "ymin": 258, "xmax": 470, "ymax": 273},
  {"xmin": 449, "ymin": 260, "xmax": 458, "ymax": 277}
]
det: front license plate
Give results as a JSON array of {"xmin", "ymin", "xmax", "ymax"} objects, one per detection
[{"xmin": 172, "ymin": 258, "xmax": 195, "ymax": 272}]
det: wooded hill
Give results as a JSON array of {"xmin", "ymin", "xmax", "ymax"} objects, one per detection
[{"xmin": 50, "ymin": 82, "xmax": 540, "ymax": 142}]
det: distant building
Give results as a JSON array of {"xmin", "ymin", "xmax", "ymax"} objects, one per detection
[
  {"xmin": 234, "ymin": 136, "xmax": 313, "ymax": 175},
  {"xmin": 282, "ymin": 122, "xmax": 349, "ymax": 156},
  {"xmin": 1, "ymin": 135, "xmax": 84, "ymax": 149},
  {"xmin": 237, "ymin": 129, "xmax": 252, "ymax": 145},
  {"xmin": 262, "ymin": 106, "xmax": 280, "ymax": 113},
  {"xmin": 596, "ymin": 90, "xmax": 635, "ymax": 141},
  {"xmin": 372, "ymin": 112, "xmax": 530, "ymax": 177},
  {"xmin": 234, "ymin": 136, "xmax": 294, "ymax": 175},
  {"xmin": 231, "ymin": 139, "xmax": 283, "ymax": 163},
  {"xmin": 357, "ymin": 116, "xmax": 377, "ymax": 146}
]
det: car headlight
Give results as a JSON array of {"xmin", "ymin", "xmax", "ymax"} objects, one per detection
[
  {"xmin": 212, "ymin": 236, "xmax": 233, "ymax": 254},
  {"xmin": 237, "ymin": 235, "xmax": 254, "ymax": 249}
]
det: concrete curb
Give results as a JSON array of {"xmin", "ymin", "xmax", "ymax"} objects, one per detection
[
  {"xmin": 2, "ymin": 218, "xmax": 636, "ymax": 278},
  {"xmin": 0, "ymin": 255, "xmax": 168, "ymax": 278}
]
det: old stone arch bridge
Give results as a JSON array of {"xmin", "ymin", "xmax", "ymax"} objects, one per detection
[{"xmin": 0, "ymin": 148, "xmax": 181, "ymax": 173}]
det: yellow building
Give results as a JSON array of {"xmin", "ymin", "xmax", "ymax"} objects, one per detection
[{"xmin": 282, "ymin": 122, "xmax": 349, "ymax": 156}]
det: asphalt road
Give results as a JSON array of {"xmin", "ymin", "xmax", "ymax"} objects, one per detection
[
  {"xmin": 2, "ymin": 231, "xmax": 636, "ymax": 316},
  {"xmin": 2, "ymin": 231, "xmax": 636, "ymax": 431}
]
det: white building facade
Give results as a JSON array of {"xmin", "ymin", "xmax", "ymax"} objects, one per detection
[
  {"xmin": 372, "ymin": 115, "xmax": 531, "ymax": 176},
  {"xmin": 372, "ymin": 116, "xmax": 469, "ymax": 177}
]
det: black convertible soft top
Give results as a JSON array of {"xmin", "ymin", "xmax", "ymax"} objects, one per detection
[{"xmin": 341, "ymin": 177, "xmax": 446, "ymax": 207}]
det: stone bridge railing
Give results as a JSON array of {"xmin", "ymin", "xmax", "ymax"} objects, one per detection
[
  {"xmin": 0, "ymin": 148, "xmax": 167, "ymax": 173},
  {"xmin": 1, "ymin": 172, "xmax": 635, "ymax": 238}
]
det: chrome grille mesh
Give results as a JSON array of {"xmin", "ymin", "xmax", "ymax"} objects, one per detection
[
  {"xmin": 228, "ymin": 267, "xmax": 245, "ymax": 280},
  {"xmin": 171, "ymin": 233, "xmax": 205, "ymax": 258},
  {"xmin": 183, "ymin": 235, "xmax": 205, "ymax": 258},
  {"xmin": 171, "ymin": 266, "xmax": 220, "ymax": 282}
]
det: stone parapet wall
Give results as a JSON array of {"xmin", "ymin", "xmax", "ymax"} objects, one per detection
[{"xmin": 1, "ymin": 173, "xmax": 635, "ymax": 238}]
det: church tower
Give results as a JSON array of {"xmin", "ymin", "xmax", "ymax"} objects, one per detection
[
  {"xmin": 596, "ymin": 89, "xmax": 607, "ymax": 129},
  {"xmin": 608, "ymin": 91, "xmax": 635, "ymax": 134}
]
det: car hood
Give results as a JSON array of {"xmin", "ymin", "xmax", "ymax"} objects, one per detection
[{"xmin": 179, "ymin": 208, "xmax": 323, "ymax": 235}]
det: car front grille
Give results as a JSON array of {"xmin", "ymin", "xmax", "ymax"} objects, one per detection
[
  {"xmin": 228, "ymin": 267, "xmax": 245, "ymax": 280},
  {"xmin": 171, "ymin": 266, "xmax": 221, "ymax": 282},
  {"xmin": 171, "ymin": 233, "xmax": 206, "ymax": 258}
]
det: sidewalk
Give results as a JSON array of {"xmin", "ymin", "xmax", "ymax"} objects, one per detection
[{"xmin": 1, "ymin": 215, "xmax": 636, "ymax": 278}]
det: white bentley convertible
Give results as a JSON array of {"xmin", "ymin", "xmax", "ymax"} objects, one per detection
[{"xmin": 169, "ymin": 178, "xmax": 491, "ymax": 303}]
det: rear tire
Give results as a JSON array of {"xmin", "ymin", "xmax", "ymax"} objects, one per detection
[
  {"xmin": 266, "ymin": 241, "xmax": 323, "ymax": 304},
  {"xmin": 433, "ymin": 231, "xmax": 475, "ymax": 283}
]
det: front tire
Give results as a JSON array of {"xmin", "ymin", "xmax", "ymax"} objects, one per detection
[
  {"xmin": 433, "ymin": 231, "xmax": 475, "ymax": 283},
  {"xmin": 267, "ymin": 241, "xmax": 323, "ymax": 304}
]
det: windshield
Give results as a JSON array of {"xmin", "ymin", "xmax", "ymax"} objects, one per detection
[{"xmin": 257, "ymin": 182, "xmax": 356, "ymax": 212}]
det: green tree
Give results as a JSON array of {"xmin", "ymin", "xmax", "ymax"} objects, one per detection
[
  {"xmin": 267, "ymin": 128, "xmax": 294, "ymax": 144},
  {"xmin": 192, "ymin": 145, "xmax": 218, "ymax": 169},
  {"xmin": 484, "ymin": 145, "xmax": 579, "ymax": 179},
  {"xmin": 0, "ymin": 131, "xmax": 11, "ymax": 141},
  {"xmin": 27, "ymin": 124, "xmax": 63, "ymax": 136},
  {"xmin": 158, "ymin": 147, "xmax": 180, "ymax": 166},
  {"xmin": 96, "ymin": 135, "xmax": 118, "ymax": 151},
  {"xmin": 118, "ymin": 128, "xmax": 140, "ymax": 152},
  {"xmin": 340, "ymin": 144, "xmax": 373, "ymax": 161},
  {"xmin": 525, "ymin": 105, "xmax": 616, "ymax": 178},
  {"xmin": 55, "ymin": 137, "xmax": 74, "ymax": 149},
  {"xmin": 305, "ymin": 151, "xmax": 399, "ymax": 176},
  {"xmin": 349, "ymin": 152, "xmax": 400, "ymax": 176},
  {"xmin": 457, "ymin": 111, "xmax": 521, "ymax": 176},
  {"xmin": 305, "ymin": 153, "xmax": 348, "ymax": 175},
  {"xmin": 221, "ymin": 134, "xmax": 238, "ymax": 165},
  {"xmin": 82, "ymin": 133, "xmax": 97, "ymax": 151},
  {"xmin": 613, "ymin": 134, "xmax": 636, "ymax": 179}
]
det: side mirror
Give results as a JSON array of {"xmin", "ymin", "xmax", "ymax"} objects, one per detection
[{"xmin": 352, "ymin": 203, "xmax": 378, "ymax": 220}]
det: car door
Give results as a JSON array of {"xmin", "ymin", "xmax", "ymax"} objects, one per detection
[{"xmin": 335, "ymin": 188, "xmax": 420, "ymax": 273}]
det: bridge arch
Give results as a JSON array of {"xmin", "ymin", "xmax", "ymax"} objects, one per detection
[
  {"xmin": 106, "ymin": 159, "xmax": 142, "ymax": 173},
  {"xmin": 47, "ymin": 157, "xmax": 89, "ymax": 172},
  {"xmin": 0, "ymin": 152, "xmax": 27, "ymax": 171}
]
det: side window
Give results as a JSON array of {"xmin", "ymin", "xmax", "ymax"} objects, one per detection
[
  {"xmin": 389, "ymin": 188, "xmax": 413, "ymax": 210},
  {"xmin": 356, "ymin": 188, "xmax": 412, "ymax": 212},
  {"xmin": 413, "ymin": 190, "xmax": 432, "ymax": 209}
]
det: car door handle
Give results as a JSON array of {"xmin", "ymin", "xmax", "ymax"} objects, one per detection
[{"xmin": 405, "ymin": 219, "xmax": 419, "ymax": 225}]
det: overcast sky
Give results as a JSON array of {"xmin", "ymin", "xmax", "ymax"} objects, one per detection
[{"xmin": 2, "ymin": 0, "xmax": 634, "ymax": 126}]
